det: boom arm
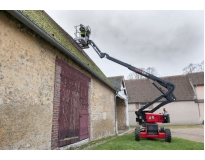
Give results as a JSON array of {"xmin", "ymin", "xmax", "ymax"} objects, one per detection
[{"xmin": 88, "ymin": 40, "xmax": 176, "ymax": 123}]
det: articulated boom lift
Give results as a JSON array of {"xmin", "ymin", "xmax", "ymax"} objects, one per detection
[{"xmin": 74, "ymin": 24, "xmax": 176, "ymax": 142}]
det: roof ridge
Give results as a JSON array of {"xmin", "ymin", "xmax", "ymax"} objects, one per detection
[{"xmin": 186, "ymin": 71, "xmax": 204, "ymax": 75}]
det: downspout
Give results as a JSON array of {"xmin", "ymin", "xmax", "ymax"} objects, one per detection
[
  {"xmin": 7, "ymin": 10, "xmax": 117, "ymax": 92},
  {"xmin": 125, "ymin": 98, "xmax": 129, "ymax": 127},
  {"xmin": 114, "ymin": 91, "xmax": 119, "ymax": 135},
  {"xmin": 123, "ymin": 79, "xmax": 129, "ymax": 128},
  {"xmin": 189, "ymin": 79, "xmax": 201, "ymax": 124}
]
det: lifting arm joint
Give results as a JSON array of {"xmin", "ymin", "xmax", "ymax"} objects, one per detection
[{"xmin": 87, "ymin": 39, "xmax": 176, "ymax": 120}]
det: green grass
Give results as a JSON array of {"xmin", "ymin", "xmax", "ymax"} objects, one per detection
[
  {"xmin": 76, "ymin": 136, "xmax": 116, "ymax": 150},
  {"xmin": 87, "ymin": 133, "xmax": 204, "ymax": 150}
]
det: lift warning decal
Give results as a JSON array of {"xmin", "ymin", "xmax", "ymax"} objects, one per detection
[{"xmin": 135, "ymin": 68, "xmax": 142, "ymax": 73}]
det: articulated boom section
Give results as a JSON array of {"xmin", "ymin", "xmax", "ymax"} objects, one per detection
[
  {"xmin": 87, "ymin": 40, "xmax": 176, "ymax": 124},
  {"xmin": 74, "ymin": 25, "xmax": 176, "ymax": 142}
]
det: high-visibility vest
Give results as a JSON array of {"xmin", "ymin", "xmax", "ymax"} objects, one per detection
[
  {"xmin": 80, "ymin": 27, "xmax": 85, "ymax": 35},
  {"xmin": 80, "ymin": 30, "xmax": 85, "ymax": 35}
]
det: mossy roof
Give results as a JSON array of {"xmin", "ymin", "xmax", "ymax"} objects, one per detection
[{"xmin": 19, "ymin": 10, "xmax": 113, "ymax": 88}]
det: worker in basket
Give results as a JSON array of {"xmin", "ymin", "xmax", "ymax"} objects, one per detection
[
  {"xmin": 79, "ymin": 24, "xmax": 86, "ymax": 37},
  {"xmin": 85, "ymin": 26, "xmax": 91, "ymax": 38}
]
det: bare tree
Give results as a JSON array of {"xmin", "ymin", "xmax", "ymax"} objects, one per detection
[
  {"xmin": 197, "ymin": 61, "xmax": 204, "ymax": 72},
  {"xmin": 127, "ymin": 67, "xmax": 158, "ymax": 79},
  {"xmin": 127, "ymin": 72, "xmax": 144, "ymax": 79},
  {"xmin": 183, "ymin": 63, "xmax": 197, "ymax": 73},
  {"xmin": 127, "ymin": 68, "xmax": 145, "ymax": 79},
  {"xmin": 145, "ymin": 67, "xmax": 159, "ymax": 76},
  {"xmin": 127, "ymin": 72, "xmax": 137, "ymax": 80},
  {"xmin": 183, "ymin": 61, "xmax": 204, "ymax": 74}
]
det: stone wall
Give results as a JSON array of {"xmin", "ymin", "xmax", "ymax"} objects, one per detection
[
  {"xmin": 0, "ymin": 11, "xmax": 56, "ymax": 149},
  {"xmin": 0, "ymin": 11, "xmax": 115, "ymax": 149},
  {"xmin": 89, "ymin": 77, "xmax": 115, "ymax": 141},
  {"xmin": 116, "ymin": 97, "xmax": 126, "ymax": 130}
]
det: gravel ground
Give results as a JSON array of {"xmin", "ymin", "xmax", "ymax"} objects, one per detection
[{"xmin": 170, "ymin": 126, "xmax": 204, "ymax": 143}]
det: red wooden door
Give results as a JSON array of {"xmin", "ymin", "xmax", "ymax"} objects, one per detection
[
  {"xmin": 56, "ymin": 58, "xmax": 90, "ymax": 147},
  {"xmin": 79, "ymin": 110, "xmax": 89, "ymax": 140}
]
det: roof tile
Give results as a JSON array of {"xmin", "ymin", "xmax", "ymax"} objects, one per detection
[
  {"xmin": 108, "ymin": 76, "xmax": 124, "ymax": 90},
  {"xmin": 125, "ymin": 72, "xmax": 204, "ymax": 103}
]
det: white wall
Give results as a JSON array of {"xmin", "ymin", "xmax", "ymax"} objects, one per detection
[
  {"xmin": 195, "ymin": 86, "xmax": 204, "ymax": 124},
  {"xmin": 128, "ymin": 104, "xmax": 138, "ymax": 126},
  {"xmin": 128, "ymin": 101, "xmax": 201, "ymax": 126},
  {"xmin": 199, "ymin": 103, "xmax": 204, "ymax": 124},
  {"xmin": 153, "ymin": 101, "xmax": 200, "ymax": 125},
  {"xmin": 195, "ymin": 86, "xmax": 204, "ymax": 99}
]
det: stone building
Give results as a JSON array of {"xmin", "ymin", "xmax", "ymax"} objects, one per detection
[
  {"xmin": 125, "ymin": 72, "xmax": 204, "ymax": 126},
  {"xmin": 0, "ymin": 10, "xmax": 126, "ymax": 150},
  {"xmin": 108, "ymin": 76, "xmax": 129, "ymax": 132}
]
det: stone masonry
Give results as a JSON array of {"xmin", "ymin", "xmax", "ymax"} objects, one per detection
[
  {"xmin": 89, "ymin": 77, "xmax": 115, "ymax": 141},
  {"xmin": 0, "ymin": 11, "xmax": 115, "ymax": 149},
  {"xmin": 116, "ymin": 97, "xmax": 126, "ymax": 130}
]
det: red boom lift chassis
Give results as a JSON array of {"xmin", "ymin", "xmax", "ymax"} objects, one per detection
[{"xmin": 74, "ymin": 24, "xmax": 176, "ymax": 143}]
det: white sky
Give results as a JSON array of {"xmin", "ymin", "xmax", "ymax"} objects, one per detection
[
  {"xmin": 45, "ymin": 9, "xmax": 204, "ymax": 79},
  {"xmin": 3, "ymin": 1, "xmax": 204, "ymax": 80}
]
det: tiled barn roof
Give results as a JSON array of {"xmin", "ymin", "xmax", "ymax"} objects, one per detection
[
  {"xmin": 125, "ymin": 72, "xmax": 204, "ymax": 103},
  {"xmin": 108, "ymin": 76, "xmax": 124, "ymax": 91},
  {"xmin": 187, "ymin": 72, "xmax": 204, "ymax": 86}
]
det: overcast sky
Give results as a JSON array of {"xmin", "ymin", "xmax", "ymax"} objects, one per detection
[{"xmin": 45, "ymin": 10, "xmax": 204, "ymax": 79}]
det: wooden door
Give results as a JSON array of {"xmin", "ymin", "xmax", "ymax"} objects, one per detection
[{"xmin": 56, "ymin": 58, "xmax": 90, "ymax": 147}]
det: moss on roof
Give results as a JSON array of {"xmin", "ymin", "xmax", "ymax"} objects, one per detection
[{"xmin": 19, "ymin": 10, "xmax": 112, "ymax": 86}]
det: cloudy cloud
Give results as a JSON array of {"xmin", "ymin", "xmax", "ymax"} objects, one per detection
[{"xmin": 45, "ymin": 10, "xmax": 204, "ymax": 79}]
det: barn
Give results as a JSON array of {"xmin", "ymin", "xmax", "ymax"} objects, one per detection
[
  {"xmin": 125, "ymin": 72, "xmax": 204, "ymax": 126},
  {"xmin": 0, "ymin": 10, "xmax": 128, "ymax": 149}
]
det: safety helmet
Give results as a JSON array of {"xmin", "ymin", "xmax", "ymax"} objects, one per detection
[
  {"xmin": 80, "ymin": 24, "xmax": 85, "ymax": 31},
  {"xmin": 80, "ymin": 26, "xmax": 85, "ymax": 31}
]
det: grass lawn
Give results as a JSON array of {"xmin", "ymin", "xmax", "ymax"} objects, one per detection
[{"xmin": 86, "ymin": 133, "xmax": 204, "ymax": 150}]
